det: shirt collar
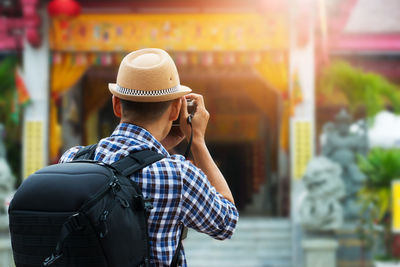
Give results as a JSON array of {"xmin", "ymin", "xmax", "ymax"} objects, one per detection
[{"xmin": 111, "ymin": 122, "xmax": 169, "ymax": 157}]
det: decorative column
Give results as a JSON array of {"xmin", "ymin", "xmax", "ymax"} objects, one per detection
[
  {"xmin": 22, "ymin": 8, "xmax": 50, "ymax": 178},
  {"xmin": 289, "ymin": 0, "xmax": 316, "ymax": 266}
]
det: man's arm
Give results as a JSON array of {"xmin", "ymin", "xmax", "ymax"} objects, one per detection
[
  {"xmin": 191, "ymin": 141, "xmax": 235, "ymax": 204},
  {"xmin": 59, "ymin": 146, "xmax": 82, "ymax": 163},
  {"xmin": 178, "ymin": 160, "xmax": 238, "ymax": 240},
  {"xmin": 180, "ymin": 94, "xmax": 235, "ymax": 204}
]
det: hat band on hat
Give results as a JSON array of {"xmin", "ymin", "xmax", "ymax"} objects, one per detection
[{"xmin": 116, "ymin": 84, "xmax": 180, "ymax": 96}]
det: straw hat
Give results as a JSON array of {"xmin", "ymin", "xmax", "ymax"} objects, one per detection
[{"xmin": 109, "ymin": 48, "xmax": 191, "ymax": 102}]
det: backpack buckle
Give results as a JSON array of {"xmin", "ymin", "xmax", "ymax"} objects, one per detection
[
  {"xmin": 133, "ymin": 196, "xmax": 153, "ymax": 211},
  {"xmin": 43, "ymin": 253, "xmax": 63, "ymax": 266},
  {"xmin": 67, "ymin": 213, "xmax": 85, "ymax": 231},
  {"xmin": 144, "ymin": 197, "xmax": 153, "ymax": 211}
]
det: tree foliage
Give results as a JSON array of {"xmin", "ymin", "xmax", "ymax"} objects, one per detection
[
  {"xmin": 359, "ymin": 148, "xmax": 400, "ymax": 189},
  {"xmin": 319, "ymin": 60, "xmax": 400, "ymax": 118},
  {"xmin": 0, "ymin": 56, "xmax": 22, "ymax": 181},
  {"xmin": 357, "ymin": 148, "xmax": 400, "ymax": 260}
]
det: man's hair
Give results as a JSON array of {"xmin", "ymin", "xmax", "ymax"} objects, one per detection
[{"xmin": 119, "ymin": 99, "xmax": 173, "ymax": 122}]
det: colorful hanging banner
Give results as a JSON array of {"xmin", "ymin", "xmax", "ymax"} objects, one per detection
[
  {"xmin": 393, "ymin": 180, "xmax": 400, "ymax": 233},
  {"xmin": 50, "ymin": 14, "xmax": 288, "ymax": 52},
  {"xmin": 15, "ymin": 67, "xmax": 31, "ymax": 106},
  {"xmin": 293, "ymin": 120, "xmax": 313, "ymax": 180},
  {"xmin": 50, "ymin": 51, "xmax": 271, "ymax": 68},
  {"xmin": 24, "ymin": 121, "xmax": 44, "ymax": 178}
]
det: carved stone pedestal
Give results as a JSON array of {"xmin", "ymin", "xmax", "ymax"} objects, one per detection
[
  {"xmin": 374, "ymin": 261, "xmax": 400, "ymax": 267},
  {"xmin": 336, "ymin": 224, "xmax": 372, "ymax": 267},
  {"xmin": 0, "ymin": 237, "xmax": 13, "ymax": 267},
  {"xmin": 302, "ymin": 239, "xmax": 338, "ymax": 267}
]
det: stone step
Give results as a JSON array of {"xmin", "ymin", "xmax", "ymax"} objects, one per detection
[
  {"xmin": 186, "ymin": 249, "xmax": 291, "ymax": 259},
  {"xmin": 184, "ymin": 217, "xmax": 293, "ymax": 267},
  {"xmin": 235, "ymin": 218, "xmax": 291, "ymax": 229},
  {"xmin": 185, "ymin": 231, "xmax": 292, "ymax": 241},
  {"xmin": 183, "ymin": 240, "xmax": 291, "ymax": 251},
  {"xmin": 186, "ymin": 223, "xmax": 292, "ymax": 240},
  {"xmin": 186, "ymin": 258, "xmax": 292, "ymax": 267}
]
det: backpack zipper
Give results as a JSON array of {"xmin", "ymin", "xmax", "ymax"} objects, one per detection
[
  {"xmin": 98, "ymin": 210, "xmax": 110, "ymax": 238},
  {"xmin": 80, "ymin": 175, "xmax": 120, "ymax": 212},
  {"xmin": 98, "ymin": 194, "xmax": 129, "ymax": 238}
]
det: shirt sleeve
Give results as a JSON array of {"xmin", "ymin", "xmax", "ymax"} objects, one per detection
[
  {"xmin": 59, "ymin": 146, "xmax": 82, "ymax": 163},
  {"xmin": 177, "ymin": 159, "xmax": 239, "ymax": 240}
]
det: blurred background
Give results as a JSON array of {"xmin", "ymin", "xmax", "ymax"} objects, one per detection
[{"xmin": 1, "ymin": 0, "xmax": 400, "ymax": 266}]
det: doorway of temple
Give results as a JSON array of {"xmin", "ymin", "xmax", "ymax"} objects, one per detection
[{"xmin": 61, "ymin": 63, "xmax": 288, "ymax": 216}]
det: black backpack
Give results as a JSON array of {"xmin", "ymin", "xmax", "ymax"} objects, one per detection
[{"xmin": 8, "ymin": 145, "xmax": 184, "ymax": 267}]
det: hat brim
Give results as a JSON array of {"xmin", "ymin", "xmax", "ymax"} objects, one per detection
[{"xmin": 108, "ymin": 83, "xmax": 192, "ymax": 102}]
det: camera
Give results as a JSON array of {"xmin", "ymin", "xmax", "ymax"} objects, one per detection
[{"xmin": 173, "ymin": 100, "xmax": 196, "ymax": 126}]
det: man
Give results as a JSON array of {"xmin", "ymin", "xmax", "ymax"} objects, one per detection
[{"xmin": 60, "ymin": 48, "xmax": 238, "ymax": 266}]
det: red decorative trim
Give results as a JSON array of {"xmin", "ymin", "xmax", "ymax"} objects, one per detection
[
  {"xmin": 316, "ymin": 0, "xmax": 360, "ymax": 64},
  {"xmin": 327, "ymin": 0, "xmax": 400, "ymax": 53},
  {"xmin": 331, "ymin": 34, "xmax": 400, "ymax": 52},
  {"xmin": 0, "ymin": 0, "xmax": 41, "ymax": 50},
  {"xmin": 326, "ymin": 0, "xmax": 360, "ymax": 53},
  {"xmin": 79, "ymin": 0, "xmax": 286, "ymax": 14}
]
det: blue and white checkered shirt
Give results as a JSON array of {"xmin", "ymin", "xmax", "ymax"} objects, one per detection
[{"xmin": 60, "ymin": 123, "xmax": 239, "ymax": 266}]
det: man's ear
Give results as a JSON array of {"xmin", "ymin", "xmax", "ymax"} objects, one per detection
[
  {"xmin": 169, "ymin": 98, "xmax": 182, "ymax": 121},
  {"xmin": 112, "ymin": 96, "xmax": 122, "ymax": 118}
]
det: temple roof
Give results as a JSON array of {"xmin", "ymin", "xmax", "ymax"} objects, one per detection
[{"xmin": 345, "ymin": 0, "xmax": 400, "ymax": 34}]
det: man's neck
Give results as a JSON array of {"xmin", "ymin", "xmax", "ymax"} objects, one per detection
[{"xmin": 121, "ymin": 119, "xmax": 166, "ymax": 142}]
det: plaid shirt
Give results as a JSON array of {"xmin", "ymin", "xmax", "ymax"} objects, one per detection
[{"xmin": 60, "ymin": 123, "xmax": 239, "ymax": 266}]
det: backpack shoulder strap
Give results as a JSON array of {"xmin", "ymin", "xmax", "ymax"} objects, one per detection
[
  {"xmin": 73, "ymin": 144, "xmax": 98, "ymax": 161},
  {"xmin": 111, "ymin": 149, "xmax": 164, "ymax": 177},
  {"xmin": 171, "ymin": 224, "xmax": 187, "ymax": 267},
  {"xmin": 112, "ymin": 149, "xmax": 185, "ymax": 266}
]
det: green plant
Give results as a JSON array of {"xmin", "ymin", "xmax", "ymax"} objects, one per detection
[
  {"xmin": 0, "ymin": 56, "xmax": 22, "ymax": 183},
  {"xmin": 318, "ymin": 60, "xmax": 400, "ymax": 119},
  {"xmin": 357, "ymin": 148, "xmax": 400, "ymax": 260}
]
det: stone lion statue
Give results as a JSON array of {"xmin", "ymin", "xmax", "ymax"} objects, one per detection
[
  {"xmin": 300, "ymin": 157, "xmax": 345, "ymax": 231},
  {"xmin": 322, "ymin": 109, "xmax": 367, "ymax": 219}
]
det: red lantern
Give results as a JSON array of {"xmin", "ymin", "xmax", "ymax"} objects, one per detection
[
  {"xmin": 47, "ymin": 0, "xmax": 81, "ymax": 18},
  {"xmin": 26, "ymin": 27, "xmax": 41, "ymax": 47}
]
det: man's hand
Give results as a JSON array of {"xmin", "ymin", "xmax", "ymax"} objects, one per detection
[
  {"xmin": 161, "ymin": 93, "xmax": 209, "ymax": 151},
  {"xmin": 179, "ymin": 93, "xmax": 210, "ymax": 144},
  {"xmin": 161, "ymin": 126, "xmax": 185, "ymax": 151}
]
